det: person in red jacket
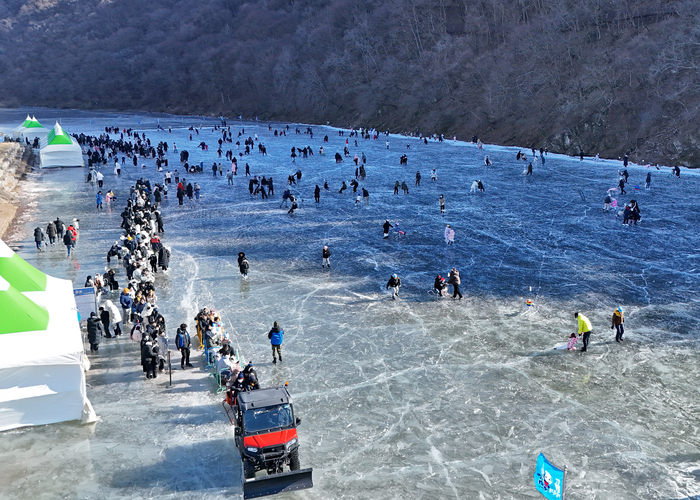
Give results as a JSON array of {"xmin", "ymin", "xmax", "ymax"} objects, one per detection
[{"xmin": 66, "ymin": 224, "xmax": 77, "ymax": 247}]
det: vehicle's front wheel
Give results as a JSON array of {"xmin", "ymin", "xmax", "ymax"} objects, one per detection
[
  {"xmin": 289, "ymin": 449, "xmax": 300, "ymax": 471},
  {"xmin": 243, "ymin": 459, "xmax": 256, "ymax": 479}
]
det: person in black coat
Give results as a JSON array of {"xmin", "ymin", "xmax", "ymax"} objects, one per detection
[
  {"xmin": 63, "ymin": 231, "xmax": 74, "ymax": 257},
  {"xmin": 238, "ymin": 252, "xmax": 249, "ymax": 278},
  {"xmin": 54, "ymin": 217, "xmax": 65, "ymax": 238},
  {"xmin": 46, "ymin": 221, "xmax": 57, "ymax": 245},
  {"xmin": 433, "ymin": 275, "xmax": 447, "ymax": 297},
  {"xmin": 107, "ymin": 243, "xmax": 120, "ymax": 263},
  {"xmin": 386, "ymin": 274, "xmax": 401, "ymax": 300},
  {"xmin": 87, "ymin": 312, "xmax": 104, "ymax": 352},
  {"xmin": 219, "ymin": 338, "xmax": 235, "ymax": 357},
  {"xmin": 383, "ymin": 220, "xmax": 393, "ymax": 239},
  {"xmin": 322, "ymin": 246, "xmax": 331, "ymax": 268},
  {"xmin": 141, "ymin": 340, "xmax": 157, "ymax": 379},
  {"xmin": 158, "ymin": 246, "xmax": 171, "ymax": 270},
  {"xmin": 99, "ymin": 307, "xmax": 112, "ymax": 338},
  {"xmin": 104, "ymin": 269, "xmax": 119, "ymax": 290},
  {"xmin": 149, "ymin": 254, "xmax": 158, "ymax": 273},
  {"xmin": 33, "ymin": 227, "xmax": 45, "ymax": 250},
  {"xmin": 230, "ymin": 373, "xmax": 246, "ymax": 400},
  {"xmin": 628, "ymin": 199, "xmax": 641, "ymax": 225},
  {"xmin": 244, "ymin": 371, "xmax": 260, "ymax": 391}
]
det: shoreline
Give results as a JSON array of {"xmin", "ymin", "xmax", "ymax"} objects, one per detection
[
  {"xmin": 1, "ymin": 106, "xmax": 697, "ymax": 169},
  {"xmin": 0, "ymin": 140, "xmax": 36, "ymax": 241}
]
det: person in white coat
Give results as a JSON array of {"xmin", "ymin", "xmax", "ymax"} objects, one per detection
[
  {"xmin": 444, "ymin": 225, "xmax": 455, "ymax": 245},
  {"xmin": 103, "ymin": 299, "xmax": 123, "ymax": 337}
]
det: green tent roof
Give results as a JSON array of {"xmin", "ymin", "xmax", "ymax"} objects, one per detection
[
  {"xmin": 0, "ymin": 254, "xmax": 47, "ymax": 292},
  {"xmin": 19, "ymin": 115, "xmax": 32, "ymax": 127},
  {"xmin": 0, "ymin": 283, "xmax": 50, "ymax": 335},
  {"xmin": 25, "ymin": 116, "xmax": 46, "ymax": 129},
  {"xmin": 46, "ymin": 123, "xmax": 73, "ymax": 145}
]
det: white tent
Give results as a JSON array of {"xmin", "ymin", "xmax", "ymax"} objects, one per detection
[
  {"xmin": 39, "ymin": 122, "xmax": 84, "ymax": 169},
  {"xmin": 0, "ymin": 239, "xmax": 96, "ymax": 432},
  {"xmin": 12, "ymin": 115, "xmax": 50, "ymax": 143}
]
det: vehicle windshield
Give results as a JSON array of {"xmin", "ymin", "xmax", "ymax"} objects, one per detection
[{"xmin": 243, "ymin": 404, "xmax": 293, "ymax": 433}]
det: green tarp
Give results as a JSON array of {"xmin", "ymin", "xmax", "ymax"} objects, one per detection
[
  {"xmin": 25, "ymin": 118, "xmax": 46, "ymax": 129},
  {"xmin": 0, "ymin": 284, "xmax": 49, "ymax": 335},
  {"xmin": 46, "ymin": 125, "xmax": 74, "ymax": 145},
  {"xmin": 0, "ymin": 254, "xmax": 47, "ymax": 292},
  {"xmin": 19, "ymin": 116, "xmax": 46, "ymax": 129}
]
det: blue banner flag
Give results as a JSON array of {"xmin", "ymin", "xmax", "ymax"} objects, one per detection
[{"xmin": 534, "ymin": 453, "xmax": 565, "ymax": 500}]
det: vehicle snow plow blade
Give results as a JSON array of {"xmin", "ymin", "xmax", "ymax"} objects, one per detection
[{"xmin": 243, "ymin": 468, "xmax": 313, "ymax": 499}]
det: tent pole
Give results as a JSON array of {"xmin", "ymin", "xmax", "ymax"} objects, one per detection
[
  {"xmin": 168, "ymin": 351, "xmax": 172, "ymax": 387},
  {"xmin": 562, "ymin": 465, "xmax": 568, "ymax": 500}
]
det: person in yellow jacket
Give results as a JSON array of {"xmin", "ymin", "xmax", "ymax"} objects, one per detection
[
  {"xmin": 611, "ymin": 306, "xmax": 625, "ymax": 343},
  {"xmin": 575, "ymin": 312, "xmax": 593, "ymax": 352}
]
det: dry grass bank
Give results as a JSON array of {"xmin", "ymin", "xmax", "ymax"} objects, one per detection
[{"xmin": 0, "ymin": 140, "xmax": 35, "ymax": 239}]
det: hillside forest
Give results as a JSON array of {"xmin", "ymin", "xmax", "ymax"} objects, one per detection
[{"xmin": 1, "ymin": 0, "xmax": 699, "ymax": 165}]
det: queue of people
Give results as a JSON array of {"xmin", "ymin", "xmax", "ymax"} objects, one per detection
[{"xmin": 81, "ymin": 176, "xmax": 173, "ymax": 380}]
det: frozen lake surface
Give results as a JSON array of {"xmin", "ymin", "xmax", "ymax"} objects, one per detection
[{"xmin": 1, "ymin": 108, "xmax": 699, "ymax": 499}]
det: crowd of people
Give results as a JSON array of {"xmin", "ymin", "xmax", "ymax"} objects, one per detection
[
  {"xmin": 78, "ymin": 123, "xmax": 300, "ymax": 380},
  {"xmin": 61, "ymin": 118, "xmax": 684, "ymax": 375},
  {"xmin": 32, "ymin": 217, "xmax": 80, "ymax": 255}
]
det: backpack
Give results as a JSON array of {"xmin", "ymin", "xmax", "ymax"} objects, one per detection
[{"xmin": 130, "ymin": 324, "xmax": 143, "ymax": 342}]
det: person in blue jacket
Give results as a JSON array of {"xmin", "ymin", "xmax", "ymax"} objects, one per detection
[
  {"xmin": 176, "ymin": 323, "xmax": 193, "ymax": 369},
  {"xmin": 120, "ymin": 288, "xmax": 133, "ymax": 324},
  {"xmin": 268, "ymin": 321, "xmax": 284, "ymax": 364},
  {"xmin": 133, "ymin": 297, "xmax": 146, "ymax": 320}
]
